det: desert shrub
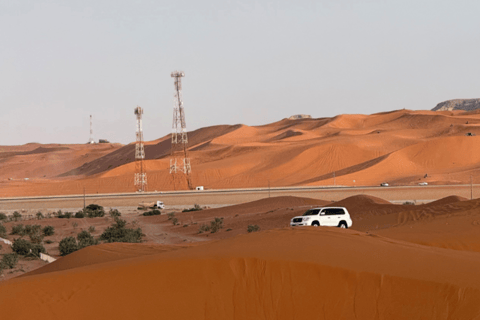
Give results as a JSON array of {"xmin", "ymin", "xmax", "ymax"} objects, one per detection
[
  {"xmin": 247, "ymin": 225, "xmax": 260, "ymax": 233},
  {"xmin": 182, "ymin": 204, "xmax": 203, "ymax": 213},
  {"xmin": 45, "ymin": 239, "xmax": 54, "ymax": 244},
  {"xmin": 77, "ymin": 231, "xmax": 98, "ymax": 249},
  {"xmin": 28, "ymin": 228, "xmax": 44, "ymax": 244},
  {"xmin": 12, "ymin": 238, "xmax": 32, "ymax": 255},
  {"xmin": 172, "ymin": 217, "xmax": 179, "ymax": 226},
  {"xmin": 57, "ymin": 210, "xmax": 73, "ymax": 219},
  {"xmin": 29, "ymin": 243, "xmax": 46, "ymax": 257},
  {"xmin": 403, "ymin": 201, "xmax": 415, "ymax": 205},
  {"xmin": 143, "ymin": 209, "xmax": 161, "ymax": 216},
  {"xmin": 59, "ymin": 237, "xmax": 79, "ymax": 256},
  {"xmin": 183, "ymin": 224, "xmax": 189, "ymax": 228},
  {"xmin": 88, "ymin": 226, "xmax": 95, "ymax": 233},
  {"xmin": 11, "ymin": 224, "xmax": 25, "ymax": 236},
  {"xmin": 167, "ymin": 212, "xmax": 175, "ymax": 220},
  {"xmin": 12, "ymin": 211, "xmax": 22, "ymax": 222},
  {"xmin": 72, "ymin": 222, "xmax": 78, "ymax": 229},
  {"xmin": 210, "ymin": 217, "xmax": 224, "ymax": 233},
  {"xmin": 1, "ymin": 253, "xmax": 18, "ymax": 269},
  {"xmin": 226, "ymin": 228, "xmax": 233, "ymax": 232},
  {"xmin": 0, "ymin": 213, "xmax": 7, "ymax": 221},
  {"xmin": 74, "ymin": 210, "xmax": 85, "ymax": 218},
  {"xmin": 85, "ymin": 204, "xmax": 105, "ymax": 218},
  {"xmin": 24, "ymin": 224, "xmax": 41, "ymax": 236},
  {"xmin": 36, "ymin": 212, "xmax": 44, "ymax": 220},
  {"xmin": 198, "ymin": 224, "xmax": 211, "ymax": 234},
  {"xmin": 42, "ymin": 225, "xmax": 55, "ymax": 236},
  {"xmin": 109, "ymin": 209, "xmax": 121, "ymax": 218},
  {"xmin": 0, "ymin": 224, "xmax": 6, "ymax": 237},
  {"xmin": 99, "ymin": 218, "xmax": 143, "ymax": 243}
]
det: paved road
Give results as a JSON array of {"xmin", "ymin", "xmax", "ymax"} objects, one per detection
[{"xmin": 0, "ymin": 184, "xmax": 478, "ymax": 212}]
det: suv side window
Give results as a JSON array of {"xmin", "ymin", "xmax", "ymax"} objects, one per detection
[
  {"xmin": 334, "ymin": 209, "xmax": 345, "ymax": 215},
  {"xmin": 323, "ymin": 209, "xmax": 335, "ymax": 216}
]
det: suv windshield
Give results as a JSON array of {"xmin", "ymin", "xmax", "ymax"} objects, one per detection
[{"xmin": 302, "ymin": 209, "xmax": 320, "ymax": 216}]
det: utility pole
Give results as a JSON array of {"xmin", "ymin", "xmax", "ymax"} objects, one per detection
[
  {"xmin": 134, "ymin": 106, "xmax": 147, "ymax": 192},
  {"xmin": 83, "ymin": 187, "xmax": 86, "ymax": 209},
  {"xmin": 170, "ymin": 71, "xmax": 193, "ymax": 189},
  {"xmin": 88, "ymin": 115, "xmax": 94, "ymax": 144}
]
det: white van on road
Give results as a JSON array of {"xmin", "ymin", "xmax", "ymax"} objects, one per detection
[{"xmin": 290, "ymin": 207, "xmax": 353, "ymax": 228}]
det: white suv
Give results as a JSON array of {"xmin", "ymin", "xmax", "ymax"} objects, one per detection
[{"xmin": 290, "ymin": 207, "xmax": 353, "ymax": 228}]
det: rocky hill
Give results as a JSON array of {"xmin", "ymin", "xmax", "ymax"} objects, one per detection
[{"xmin": 432, "ymin": 99, "xmax": 480, "ymax": 111}]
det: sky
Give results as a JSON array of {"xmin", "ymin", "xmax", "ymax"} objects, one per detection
[{"xmin": 1, "ymin": 0, "xmax": 479, "ymax": 145}]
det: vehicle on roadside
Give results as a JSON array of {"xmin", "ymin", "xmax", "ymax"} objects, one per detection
[
  {"xmin": 138, "ymin": 200, "xmax": 165, "ymax": 210},
  {"xmin": 418, "ymin": 182, "xmax": 428, "ymax": 186},
  {"xmin": 290, "ymin": 207, "xmax": 353, "ymax": 228},
  {"xmin": 380, "ymin": 182, "xmax": 389, "ymax": 187}
]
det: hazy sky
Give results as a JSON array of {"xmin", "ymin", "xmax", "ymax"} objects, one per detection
[{"xmin": 1, "ymin": 0, "xmax": 479, "ymax": 145}]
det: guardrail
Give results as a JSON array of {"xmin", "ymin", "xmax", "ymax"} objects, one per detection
[
  {"xmin": 39, "ymin": 253, "xmax": 57, "ymax": 263},
  {"xmin": 0, "ymin": 237, "xmax": 13, "ymax": 246}
]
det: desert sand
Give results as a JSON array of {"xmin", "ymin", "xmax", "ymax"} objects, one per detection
[
  {"xmin": 2, "ymin": 195, "xmax": 480, "ymax": 319},
  {"xmin": 1, "ymin": 109, "xmax": 480, "ymax": 319},
  {"xmin": 0, "ymin": 109, "xmax": 479, "ymax": 196}
]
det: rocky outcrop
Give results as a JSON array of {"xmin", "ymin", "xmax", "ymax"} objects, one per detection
[
  {"xmin": 288, "ymin": 114, "xmax": 312, "ymax": 119},
  {"xmin": 432, "ymin": 99, "xmax": 480, "ymax": 111}
]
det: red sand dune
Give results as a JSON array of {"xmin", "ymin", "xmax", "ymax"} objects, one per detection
[
  {"xmin": 2, "ymin": 228, "xmax": 480, "ymax": 319},
  {"xmin": 1, "ymin": 109, "xmax": 479, "ymax": 196}
]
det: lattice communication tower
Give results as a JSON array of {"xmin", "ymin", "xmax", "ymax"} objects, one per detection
[
  {"xmin": 170, "ymin": 71, "xmax": 192, "ymax": 189},
  {"xmin": 134, "ymin": 106, "xmax": 147, "ymax": 192},
  {"xmin": 88, "ymin": 115, "xmax": 94, "ymax": 144}
]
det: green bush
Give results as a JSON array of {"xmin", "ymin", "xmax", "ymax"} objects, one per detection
[
  {"xmin": 247, "ymin": 225, "xmax": 260, "ymax": 233},
  {"xmin": 172, "ymin": 217, "xmax": 179, "ymax": 226},
  {"xmin": 59, "ymin": 237, "xmax": 79, "ymax": 256},
  {"xmin": 42, "ymin": 225, "xmax": 55, "ymax": 236},
  {"xmin": 88, "ymin": 226, "xmax": 95, "ymax": 233},
  {"xmin": 57, "ymin": 210, "xmax": 74, "ymax": 219},
  {"xmin": 182, "ymin": 204, "xmax": 203, "ymax": 212},
  {"xmin": 77, "ymin": 230, "xmax": 98, "ymax": 249},
  {"xmin": 109, "ymin": 209, "xmax": 121, "ymax": 218},
  {"xmin": 0, "ymin": 224, "xmax": 6, "ymax": 237},
  {"xmin": 12, "ymin": 238, "xmax": 32, "ymax": 255},
  {"xmin": 29, "ymin": 244, "xmax": 46, "ymax": 257},
  {"xmin": 99, "ymin": 218, "xmax": 143, "ymax": 243},
  {"xmin": 210, "ymin": 217, "xmax": 224, "ymax": 233},
  {"xmin": 142, "ymin": 209, "xmax": 161, "ymax": 216},
  {"xmin": 36, "ymin": 212, "xmax": 44, "ymax": 220},
  {"xmin": 167, "ymin": 212, "xmax": 175, "ymax": 220},
  {"xmin": 85, "ymin": 204, "xmax": 105, "ymax": 218},
  {"xmin": 11, "ymin": 224, "xmax": 25, "ymax": 236},
  {"xmin": 24, "ymin": 224, "xmax": 41, "ymax": 236},
  {"xmin": 12, "ymin": 211, "xmax": 22, "ymax": 222},
  {"xmin": 1, "ymin": 253, "xmax": 18, "ymax": 269},
  {"xmin": 74, "ymin": 210, "xmax": 85, "ymax": 218},
  {"xmin": 24, "ymin": 225, "xmax": 43, "ymax": 243},
  {"xmin": 198, "ymin": 224, "xmax": 211, "ymax": 234},
  {"xmin": 0, "ymin": 213, "xmax": 7, "ymax": 221}
]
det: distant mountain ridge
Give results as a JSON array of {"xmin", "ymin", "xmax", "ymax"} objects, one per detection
[{"xmin": 432, "ymin": 99, "xmax": 480, "ymax": 111}]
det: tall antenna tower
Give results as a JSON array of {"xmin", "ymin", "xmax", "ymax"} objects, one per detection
[
  {"xmin": 134, "ymin": 106, "xmax": 147, "ymax": 192},
  {"xmin": 88, "ymin": 115, "xmax": 94, "ymax": 144},
  {"xmin": 170, "ymin": 71, "xmax": 193, "ymax": 189}
]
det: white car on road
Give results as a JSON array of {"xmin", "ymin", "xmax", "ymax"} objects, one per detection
[{"xmin": 290, "ymin": 207, "xmax": 353, "ymax": 228}]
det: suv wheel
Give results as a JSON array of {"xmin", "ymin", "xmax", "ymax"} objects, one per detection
[
  {"xmin": 311, "ymin": 221, "xmax": 319, "ymax": 227},
  {"xmin": 338, "ymin": 221, "xmax": 347, "ymax": 229}
]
